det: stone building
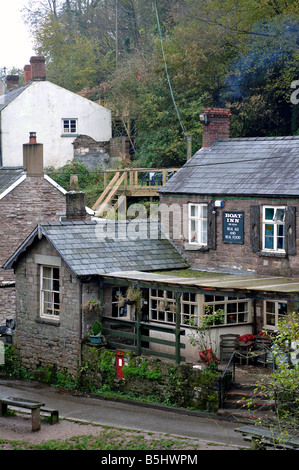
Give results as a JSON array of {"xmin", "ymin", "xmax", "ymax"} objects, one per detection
[
  {"xmin": 159, "ymin": 108, "xmax": 299, "ymax": 278},
  {"xmin": 3, "ymin": 217, "xmax": 188, "ymax": 375},
  {"xmin": 4, "ymin": 107, "xmax": 299, "ymax": 374},
  {"xmin": 0, "ymin": 57, "xmax": 112, "ymax": 168},
  {"xmin": 0, "ymin": 134, "xmax": 67, "ymax": 325}
]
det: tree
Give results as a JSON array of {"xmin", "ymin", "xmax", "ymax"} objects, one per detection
[{"xmin": 254, "ymin": 312, "xmax": 299, "ymax": 435}]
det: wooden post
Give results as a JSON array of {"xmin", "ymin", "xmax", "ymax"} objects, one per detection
[
  {"xmin": 136, "ymin": 307, "xmax": 141, "ymax": 356},
  {"xmin": 129, "ymin": 169, "xmax": 134, "ymax": 189},
  {"xmin": 175, "ymin": 293, "xmax": 182, "ymax": 364},
  {"xmin": 187, "ymin": 134, "xmax": 192, "ymax": 160},
  {"xmin": 162, "ymin": 169, "xmax": 167, "ymax": 185}
]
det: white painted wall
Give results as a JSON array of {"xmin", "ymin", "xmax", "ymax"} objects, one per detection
[{"xmin": 1, "ymin": 81, "xmax": 112, "ymax": 168}]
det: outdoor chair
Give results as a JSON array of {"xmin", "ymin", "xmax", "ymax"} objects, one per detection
[{"xmin": 220, "ymin": 333, "xmax": 240, "ymax": 362}]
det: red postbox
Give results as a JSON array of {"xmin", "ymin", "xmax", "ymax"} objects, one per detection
[{"xmin": 116, "ymin": 350, "xmax": 124, "ymax": 378}]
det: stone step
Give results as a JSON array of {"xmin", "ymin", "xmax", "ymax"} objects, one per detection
[
  {"xmin": 223, "ymin": 397, "xmax": 275, "ymax": 411},
  {"xmin": 217, "ymin": 407, "xmax": 276, "ymax": 424}
]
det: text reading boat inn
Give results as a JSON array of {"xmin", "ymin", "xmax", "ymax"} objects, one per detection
[{"xmin": 222, "ymin": 211, "xmax": 244, "ymax": 244}]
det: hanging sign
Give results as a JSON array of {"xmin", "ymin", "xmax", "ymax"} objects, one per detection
[{"xmin": 222, "ymin": 211, "xmax": 244, "ymax": 244}]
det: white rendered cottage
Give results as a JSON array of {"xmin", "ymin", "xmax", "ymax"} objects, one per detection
[{"xmin": 0, "ymin": 57, "xmax": 111, "ymax": 168}]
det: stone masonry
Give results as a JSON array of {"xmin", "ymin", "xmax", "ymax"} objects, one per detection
[
  {"xmin": 160, "ymin": 194, "xmax": 299, "ymax": 277},
  {"xmin": 0, "ymin": 176, "xmax": 66, "ymax": 324}
]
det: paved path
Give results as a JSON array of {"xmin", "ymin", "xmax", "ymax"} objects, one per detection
[{"xmin": 0, "ymin": 377, "xmax": 248, "ymax": 449}]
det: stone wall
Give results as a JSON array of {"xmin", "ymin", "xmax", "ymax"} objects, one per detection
[
  {"xmin": 81, "ymin": 347, "xmax": 221, "ymax": 412},
  {"xmin": 160, "ymin": 194, "xmax": 299, "ymax": 277},
  {"xmin": 0, "ymin": 176, "xmax": 66, "ymax": 325},
  {"xmin": 14, "ymin": 238, "xmax": 81, "ymax": 376},
  {"xmin": 73, "ymin": 135, "xmax": 128, "ymax": 170}
]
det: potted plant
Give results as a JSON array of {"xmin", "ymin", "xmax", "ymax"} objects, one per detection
[{"xmin": 89, "ymin": 320, "xmax": 103, "ymax": 344}]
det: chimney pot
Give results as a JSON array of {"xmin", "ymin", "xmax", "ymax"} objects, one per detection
[
  {"xmin": 201, "ymin": 108, "xmax": 231, "ymax": 147},
  {"xmin": 29, "ymin": 132, "xmax": 37, "ymax": 143}
]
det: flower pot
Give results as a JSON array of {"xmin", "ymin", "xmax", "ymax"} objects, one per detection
[{"xmin": 89, "ymin": 335, "xmax": 102, "ymax": 344}]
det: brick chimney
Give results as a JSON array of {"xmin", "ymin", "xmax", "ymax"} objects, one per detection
[
  {"xmin": 29, "ymin": 56, "xmax": 46, "ymax": 81},
  {"xmin": 200, "ymin": 108, "xmax": 231, "ymax": 147},
  {"xmin": 6, "ymin": 75, "xmax": 19, "ymax": 90},
  {"xmin": 24, "ymin": 64, "xmax": 31, "ymax": 84},
  {"xmin": 66, "ymin": 175, "xmax": 87, "ymax": 221},
  {"xmin": 23, "ymin": 132, "xmax": 44, "ymax": 177}
]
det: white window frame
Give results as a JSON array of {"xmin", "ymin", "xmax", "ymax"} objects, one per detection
[
  {"xmin": 111, "ymin": 287, "xmax": 130, "ymax": 318},
  {"xmin": 262, "ymin": 206, "xmax": 286, "ymax": 252},
  {"xmin": 263, "ymin": 300, "xmax": 288, "ymax": 330},
  {"xmin": 62, "ymin": 118, "xmax": 78, "ymax": 135},
  {"xmin": 202, "ymin": 295, "xmax": 251, "ymax": 325},
  {"xmin": 40, "ymin": 266, "xmax": 60, "ymax": 320},
  {"xmin": 188, "ymin": 203, "xmax": 208, "ymax": 246},
  {"xmin": 149, "ymin": 290, "xmax": 251, "ymax": 326}
]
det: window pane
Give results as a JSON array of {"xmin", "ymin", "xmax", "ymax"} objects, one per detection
[
  {"xmin": 276, "ymin": 209, "xmax": 285, "ymax": 222},
  {"xmin": 190, "ymin": 205, "xmax": 197, "ymax": 217},
  {"xmin": 201, "ymin": 219, "xmax": 207, "ymax": 244},
  {"xmin": 265, "ymin": 208, "xmax": 274, "ymax": 220},
  {"xmin": 266, "ymin": 301, "xmax": 275, "ymax": 313}
]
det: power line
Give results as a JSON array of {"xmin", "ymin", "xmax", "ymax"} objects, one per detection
[{"xmin": 153, "ymin": 0, "xmax": 188, "ymax": 137}]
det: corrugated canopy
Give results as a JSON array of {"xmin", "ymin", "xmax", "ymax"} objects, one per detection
[{"xmin": 103, "ymin": 270, "xmax": 299, "ymax": 298}]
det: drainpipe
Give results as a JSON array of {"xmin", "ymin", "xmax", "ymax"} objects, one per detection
[
  {"xmin": 0, "ymin": 114, "xmax": 2, "ymax": 167},
  {"xmin": 79, "ymin": 279, "xmax": 83, "ymax": 370}
]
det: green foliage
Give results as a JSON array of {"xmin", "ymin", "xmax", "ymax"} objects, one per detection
[
  {"xmin": 91, "ymin": 320, "xmax": 102, "ymax": 336},
  {"xmin": 45, "ymin": 161, "xmax": 104, "ymax": 207},
  {"xmin": 25, "ymin": 0, "xmax": 299, "ymax": 168},
  {"xmin": 122, "ymin": 360, "xmax": 162, "ymax": 381},
  {"xmin": 55, "ymin": 369, "xmax": 79, "ymax": 389},
  {"xmin": 1, "ymin": 346, "xmax": 33, "ymax": 380},
  {"xmin": 254, "ymin": 312, "xmax": 299, "ymax": 433}
]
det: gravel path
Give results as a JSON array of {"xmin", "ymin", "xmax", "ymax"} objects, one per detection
[{"xmin": 0, "ymin": 413, "xmax": 239, "ymax": 450}]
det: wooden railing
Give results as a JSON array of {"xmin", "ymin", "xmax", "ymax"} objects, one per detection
[
  {"xmin": 92, "ymin": 167, "xmax": 180, "ymax": 214},
  {"xmin": 102, "ymin": 168, "xmax": 179, "ymax": 191},
  {"xmin": 102, "ymin": 315, "xmax": 185, "ymax": 364}
]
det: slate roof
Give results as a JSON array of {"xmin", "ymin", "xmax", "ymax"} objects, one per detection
[
  {"xmin": 0, "ymin": 85, "xmax": 30, "ymax": 112},
  {"xmin": 4, "ymin": 220, "xmax": 189, "ymax": 276},
  {"xmin": 0, "ymin": 167, "xmax": 25, "ymax": 195},
  {"xmin": 159, "ymin": 136, "xmax": 299, "ymax": 197}
]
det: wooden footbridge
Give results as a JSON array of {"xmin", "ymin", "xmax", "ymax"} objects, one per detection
[{"xmin": 92, "ymin": 168, "xmax": 179, "ymax": 217}]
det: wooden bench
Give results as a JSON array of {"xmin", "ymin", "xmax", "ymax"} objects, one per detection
[{"xmin": 235, "ymin": 425, "xmax": 299, "ymax": 450}]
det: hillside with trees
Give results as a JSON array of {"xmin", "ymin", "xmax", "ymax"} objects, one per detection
[{"xmin": 22, "ymin": 0, "xmax": 299, "ymax": 167}]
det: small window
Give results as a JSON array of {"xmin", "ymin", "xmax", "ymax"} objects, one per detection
[
  {"xmin": 264, "ymin": 300, "xmax": 288, "ymax": 330},
  {"xmin": 112, "ymin": 287, "xmax": 128, "ymax": 318},
  {"xmin": 262, "ymin": 206, "xmax": 285, "ymax": 252},
  {"xmin": 188, "ymin": 203, "xmax": 208, "ymax": 245},
  {"xmin": 40, "ymin": 266, "xmax": 60, "ymax": 320},
  {"xmin": 62, "ymin": 119, "xmax": 78, "ymax": 135}
]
